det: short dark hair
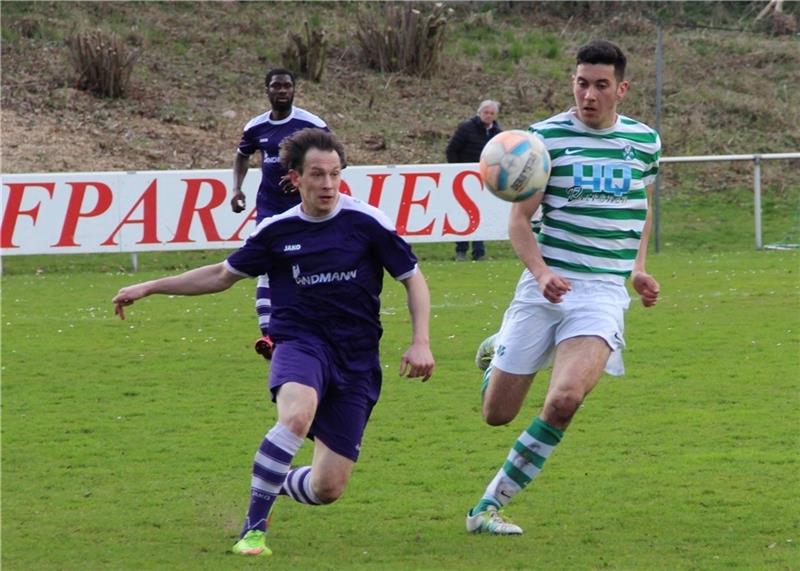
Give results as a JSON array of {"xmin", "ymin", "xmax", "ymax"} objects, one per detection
[
  {"xmin": 280, "ymin": 128, "xmax": 347, "ymax": 173},
  {"xmin": 265, "ymin": 68, "xmax": 295, "ymax": 88},
  {"xmin": 576, "ymin": 40, "xmax": 627, "ymax": 82}
]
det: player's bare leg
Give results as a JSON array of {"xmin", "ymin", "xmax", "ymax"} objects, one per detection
[
  {"xmin": 481, "ymin": 367, "xmax": 535, "ymax": 426},
  {"xmin": 541, "ymin": 336, "xmax": 609, "ymax": 429},
  {"xmin": 467, "ymin": 336, "xmax": 610, "ymax": 534},
  {"xmin": 310, "ymin": 439, "xmax": 355, "ymax": 503}
]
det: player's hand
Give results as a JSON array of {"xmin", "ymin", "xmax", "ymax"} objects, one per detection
[
  {"xmin": 230, "ymin": 190, "xmax": 246, "ymax": 213},
  {"xmin": 279, "ymin": 175, "xmax": 297, "ymax": 194},
  {"xmin": 537, "ymin": 270, "xmax": 571, "ymax": 304},
  {"xmin": 111, "ymin": 284, "xmax": 149, "ymax": 320},
  {"xmin": 632, "ymin": 271, "xmax": 660, "ymax": 307},
  {"xmin": 399, "ymin": 342, "xmax": 435, "ymax": 382}
]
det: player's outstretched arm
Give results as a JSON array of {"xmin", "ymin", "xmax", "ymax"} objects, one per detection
[
  {"xmin": 112, "ymin": 262, "xmax": 244, "ymax": 319},
  {"xmin": 398, "ymin": 270, "xmax": 435, "ymax": 382}
]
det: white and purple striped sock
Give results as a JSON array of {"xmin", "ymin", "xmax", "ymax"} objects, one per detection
[
  {"xmin": 241, "ymin": 423, "xmax": 303, "ymax": 536},
  {"xmin": 281, "ymin": 466, "xmax": 322, "ymax": 505}
]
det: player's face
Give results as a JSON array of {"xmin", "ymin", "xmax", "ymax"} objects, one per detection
[
  {"xmin": 291, "ymin": 149, "xmax": 342, "ymax": 217},
  {"xmin": 572, "ymin": 63, "xmax": 628, "ymax": 130},
  {"xmin": 267, "ymin": 74, "xmax": 295, "ymax": 114}
]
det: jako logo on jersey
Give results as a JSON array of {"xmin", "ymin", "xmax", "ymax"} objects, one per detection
[
  {"xmin": 292, "ymin": 264, "xmax": 358, "ymax": 286},
  {"xmin": 262, "ymin": 155, "xmax": 280, "ymax": 164},
  {"xmin": 259, "ymin": 137, "xmax": 269, "ymax": 142},
  {"xmin": 283, "ymin": 244, "xmax": 301, "ymax": 251}
]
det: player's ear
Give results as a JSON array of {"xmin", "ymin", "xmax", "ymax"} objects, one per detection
[
  {"xmin": 288, "ymin": 169, "xmax": 302, "ymax": 188},
  {"xmin": 616, "ymin": 80, "xmax": 629, "ymax": 101}
]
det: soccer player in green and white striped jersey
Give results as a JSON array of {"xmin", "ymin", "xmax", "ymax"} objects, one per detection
[{"xmin": 466, "ymin": 40, "xmax": 661, "ymax": 535}]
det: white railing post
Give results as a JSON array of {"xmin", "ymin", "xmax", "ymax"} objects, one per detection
[
  {"xmin": 131, "ymin": 253, "xmax": 139, "ymax": 272},
  {"xmin": 753, "ymin": 156, "xmax": 762, "ymax": 250},
  {"xmin": 658, "ymin": 152, "xmax": 799, "ymax": 250}
]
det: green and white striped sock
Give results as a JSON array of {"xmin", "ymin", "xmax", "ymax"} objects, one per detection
[{"xmin": 475, "ymin": 417, "xmax": 564, "ymax": 512}]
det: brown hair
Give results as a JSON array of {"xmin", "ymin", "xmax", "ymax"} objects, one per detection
[{"xmin": 279, "ymin": 128, "xmax": 347, "ymax": 173}]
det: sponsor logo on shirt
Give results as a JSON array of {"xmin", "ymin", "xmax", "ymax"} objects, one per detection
[
  {"xmin": 566, "ymin": 186, "xmax": 627, "ymax": 204},
  {"xmin": 292, "ymin": 264, "xmax": 358, "ymax": 286},
  {"xmin": 262, "ymin": 155, "xmax": 280, "ymax": 164},
  {"xmin": 259, "ymin": 137, "xmax": 269, "ymax": 143},
  {"xmin": 283, "ymin": 244, "xmax": 301, "ymax": 252},
  {"xmin": 568, "ymin": 161, "xmax": 632, "ymax": 200}
]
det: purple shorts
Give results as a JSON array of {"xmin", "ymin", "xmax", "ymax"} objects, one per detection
[{"xmin": 268, "ymin": 339, "xmax": 381, "ymax": 462}]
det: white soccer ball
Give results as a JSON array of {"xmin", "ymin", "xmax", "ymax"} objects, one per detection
[{"xmin": 479, "ymin": 130, "xmax": 551, "ymax": 202}]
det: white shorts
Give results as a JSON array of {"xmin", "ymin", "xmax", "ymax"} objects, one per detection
[{"xmin": 492, "ymin": 272, "xmax": 631, "ymax": 376}]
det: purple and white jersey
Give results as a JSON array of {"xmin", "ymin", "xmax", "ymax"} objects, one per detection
[
  {"xmin": 225, "ymin": 194, "xmax": 418, "ymax": 362},
  {"xmin": 237, "ymin": 106, "xmax": 329, "ymax": 221}
]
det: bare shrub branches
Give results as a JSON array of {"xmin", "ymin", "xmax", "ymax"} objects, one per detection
[
  {"xmin": 282, "ymin": 21, "xmax": 327, "ymax": 83},
  {"xmin": 355, "ymin": 3, "xmax": 449, "ymax": 78},
  {"xmin": 66, "ymin": 29, "xmax": 139, "ymax": 98}
]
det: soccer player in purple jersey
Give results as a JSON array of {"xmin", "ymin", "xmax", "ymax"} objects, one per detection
[
  {"xmin": 113, "ymin": 129, "xmax": 435, "ymax": 557},
  {"xmin": 230, "ymin": 68, "xmax": 330, "ymax": 361}
]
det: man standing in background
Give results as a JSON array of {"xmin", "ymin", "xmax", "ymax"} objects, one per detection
[
  {"xmin": 230, "ymin": 68, "xmax": 329, "ymax": 360},
  {"xmin": 445, "ymin": 99, "xmax": 502, "ymax": 261}
]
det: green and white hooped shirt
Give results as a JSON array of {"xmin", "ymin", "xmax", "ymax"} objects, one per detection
[{"xmin": 529, "ymin": 108, "xmax": 661, "ymax": 285}]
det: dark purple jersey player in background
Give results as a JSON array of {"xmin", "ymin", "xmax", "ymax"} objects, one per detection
[
  {"xmin": 230, "ymin": 68, "xmax": 329, "ymax": 360},
  {"xmin": 113, "ymin": 129, "xmax": 435, "ymax": 558}
]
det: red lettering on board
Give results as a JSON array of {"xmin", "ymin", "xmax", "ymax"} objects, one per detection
[
  {"xmin": 101, "ymin": 179, "xmax": 159, "ymax": 246},
  {"xmin": 395, "ymin": 172, "xmax": 438, "ymax": 236},
  {"xmin": 169, "ymin": 178, "xmax": 227, "ymax": 243},
  {"xmin": 442, "ymin": 170, "xmax": 482, "ymax": 236},
  {"xmin": 54, "ymin": 182, "xmax": 113, "ymax": 247},
  {"xmin": 225, "ymin": 207, "xmax": 258, "ymax": 242},
  {"xmin": 1, "ymin": 182, "xmax": 55, "ymax": 248},
  {"xmin": 365, "ymin": 173, "xmax": 391, "ymax": 207}
]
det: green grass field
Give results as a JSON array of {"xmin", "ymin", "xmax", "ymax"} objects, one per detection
[
  {"xmin": 2, "ymin": 241, "xmax": 798, "ymax": 569},
  {"xmin": 2, "ymin": 177, "xmax": 798, "ymax": 570},
  {"xmin": 3, "ymin": 1, "xmax": 799, "ymax": 567}
]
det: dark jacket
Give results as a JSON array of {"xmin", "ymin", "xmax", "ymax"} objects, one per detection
[{"xmin": 445, "ymin": 115, "xmax": 502, "ymax": 163}]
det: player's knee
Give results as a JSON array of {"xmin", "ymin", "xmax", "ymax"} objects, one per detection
[
  {"xmin": 313, "ymin": 478, "xmax": 346, "ymax": 504},
  {"xmin": 543, "ymin": 389, "xmax": 583, "ymax": 425},
  {"xmin": 482, "ymin": 402, "xmax": 516, "ymax": 426},
  {"xmin": 281, "ymin": 411, "xmax": 314, "ymax": 437}
]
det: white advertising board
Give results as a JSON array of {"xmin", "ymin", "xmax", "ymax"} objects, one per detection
[{"xmin": 1, "ymin": 163, "xmax": 511, "ymax": 255}]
